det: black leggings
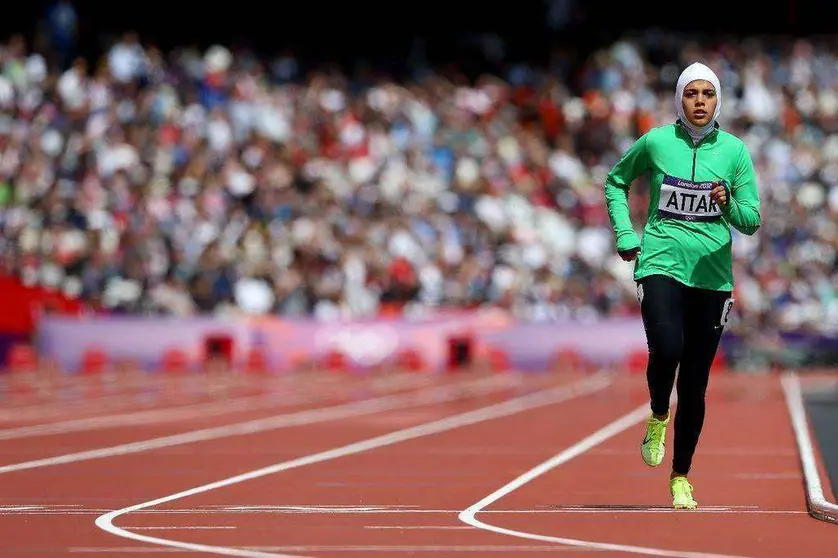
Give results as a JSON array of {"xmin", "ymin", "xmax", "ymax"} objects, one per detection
[{"xmin": 637, "ymin": 274, "xmax": 733, "ymax": 475}]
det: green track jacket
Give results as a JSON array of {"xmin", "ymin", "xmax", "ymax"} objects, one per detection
[{"xmin": 604, "ymin": 122, "xmax": 761, "ymax": 292}]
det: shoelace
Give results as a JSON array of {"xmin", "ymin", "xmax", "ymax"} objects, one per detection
[
  {"xmin": 672, "ymin": 478, "xmax": 694, "ymax": 494},
  {"xmin": 648, "ymin": 420, "xmax": 666, "ymax": 443}
]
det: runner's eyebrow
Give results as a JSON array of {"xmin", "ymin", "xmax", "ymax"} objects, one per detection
[{"xmin": 684, "ymin": 87, "xmax": 715, "ymax": 94}]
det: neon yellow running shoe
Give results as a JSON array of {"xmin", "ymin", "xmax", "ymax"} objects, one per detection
[
  {"xmin": 640, "ymin": 413, "xmax": 669, "ymax": 467},
  {"xmin": 670, "ymin": 477, "xmax": 697, "ymax": 509}
]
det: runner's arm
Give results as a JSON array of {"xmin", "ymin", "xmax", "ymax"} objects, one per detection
[
  {"xmin": 604, "ymin": 134, "xmax": 650, "ymax": 252},
  {"xmin": 722, "ymin": 143, "xmax": 761, "ymax": 236}
]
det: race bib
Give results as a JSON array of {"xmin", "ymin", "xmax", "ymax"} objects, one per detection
[{"xmin": 658, "ymin": 175, "xmax": 723, "ymax": 222}]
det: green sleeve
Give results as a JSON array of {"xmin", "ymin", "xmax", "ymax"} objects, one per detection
[
  {"xmin": 722, "ymin": 143, "xmax": 761, "ymax": 236},
  {"xmin": 604, "ymin": 134, "xmax": 649, "ymax": 251}
]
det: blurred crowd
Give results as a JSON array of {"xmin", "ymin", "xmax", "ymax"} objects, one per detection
[{"xmin": 2, "ymin": 25, "xmax": 838, "ymax": 337}]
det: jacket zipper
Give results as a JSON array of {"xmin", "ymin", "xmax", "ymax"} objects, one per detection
[
  {"xmin": 691, "ymin": 147, "xmax": 697, "ymax": 181},
  {"xmin": 679, "ymin": 120, "xmax": 715, "ymax": 181}
]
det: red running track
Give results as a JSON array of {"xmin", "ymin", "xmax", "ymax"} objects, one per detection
[{"xmin": 0, "ymin": 368, "xmax": 835, "ymax": 557}]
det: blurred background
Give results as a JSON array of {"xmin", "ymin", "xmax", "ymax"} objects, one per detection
[{"xmin": 1, "ymin": 0, "xmax": 837, "ymax": 379}]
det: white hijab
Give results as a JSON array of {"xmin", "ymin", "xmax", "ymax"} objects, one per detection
[{"xmin": 675, "ymin": 62, "xmax": 722, "ymax": 143}]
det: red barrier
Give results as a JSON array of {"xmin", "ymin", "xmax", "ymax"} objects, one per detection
[
  {"xmin": 322, "ymin": 350, "xmax": 347, "ymax": 372},
  {"xmin": 244, "ymin": 347, "xmax": 270, "ymax": 374},
  {"xmin": 161, "ymin": 348, "xmax": 190, "ymax": 374},
  {"xmin": 5, "ymin": 343, "xmax": 38, "ymax": 373},
  {"xmin": 625, "ymin": 349, "xmax": 648, "ymax": 374},
  {"xmin": 711, "ymin": 349, "xmax": 728, "ymax": 373},
  {"xmin": 488, "ymin": 347, "xmax": 511, "ymax": 372},
  {"xmin": 0, "ymin": 274, "xmax": 84, "ymax": 335},
  {"xmin": 80, "ymin": 347, "xmax": 108, "ymax": 375},
  {"xmin": 397, "ymin": 348, "xmax": 425, "ymax": 372}
]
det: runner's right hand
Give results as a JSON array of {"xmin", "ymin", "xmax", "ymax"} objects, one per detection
[{"xmin": 619, "ymin": 246, "xmax": 641, "ymax": 261}]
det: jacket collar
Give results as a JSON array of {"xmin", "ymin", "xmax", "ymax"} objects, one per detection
[{"xmin": 675, "ymin": 119, "xmax": 720, "ymax": 145}]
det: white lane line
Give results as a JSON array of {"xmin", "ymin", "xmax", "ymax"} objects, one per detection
[
  {"xmin": 123, "ymin": 526, "xmax": 237, "ymax": 530},
  {"xmin": 459, "ymin": 404, "xmax": 749, "ymax": 558},
  {"xmin": 363, "ymin": 525, "xmax": 474, "ymax": 530},
  {"xmin": 226, "ymin": 505, "xmax": 415, "ymax": 512},
  {"xmin": 94, "ymin": 373, "xmax": 611, "ymax": 558},
  {"xmin": 0, "ymin": 374, "xmax": 513, "ymax": 475},
  {"xmin": 781, "ymin": 371, "xmax": 838, "ymax": 524},
  {"xmin": 70, "ymin": 544, "xmax": 598, "ymax": 553},
  {"xmin": 0, "ymin": 506, "xmax": 806, "ymax": 516},
  {"xmin": 0, "ymin": 372, "xmax": 435, "ymax": 440}
]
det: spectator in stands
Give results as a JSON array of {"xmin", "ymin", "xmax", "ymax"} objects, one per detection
[{"xmin": 1, "ymin": 30, "xmax": 838, "ymax": 343}]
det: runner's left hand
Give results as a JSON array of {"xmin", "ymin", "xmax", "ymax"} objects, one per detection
[{"xmin": 710, "ymin": 183, "xmax": 728, "ymax": 206}]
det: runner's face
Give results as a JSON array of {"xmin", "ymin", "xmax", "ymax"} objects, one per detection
[{"xmin": 681, "ymin": 79, "xmax": 717, "ymax": 128}]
